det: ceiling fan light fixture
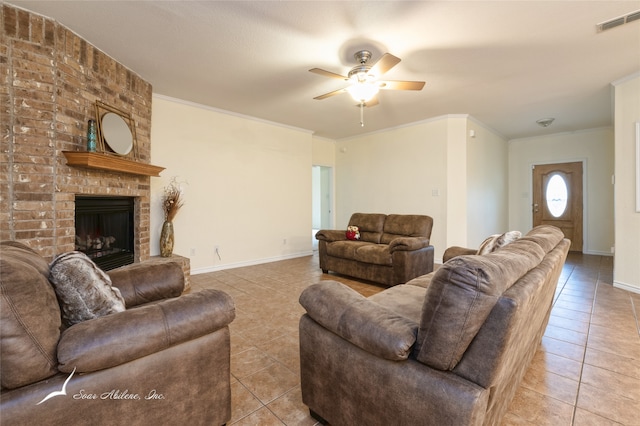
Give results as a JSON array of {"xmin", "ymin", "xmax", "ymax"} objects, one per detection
[{"xmin": 347, "ymin": 81, "xmax": 379, "ymax": 103}]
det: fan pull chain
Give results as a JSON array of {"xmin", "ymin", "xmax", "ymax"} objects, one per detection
[{"xmin": 360, "ymin": 102, "xmax": 365, "ymax": 127}]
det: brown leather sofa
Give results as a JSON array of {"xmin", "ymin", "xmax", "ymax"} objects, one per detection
[
  {"xmin": 300, "ymin": 225, "xmax": 569, "ymax": 426},
  {"xmin": 1, "ymin": 241, "xmax": 235, "ymax": 426},
  {"xmin": 315, "ymin": 213, "xmax": 434, "ymax": 286}
]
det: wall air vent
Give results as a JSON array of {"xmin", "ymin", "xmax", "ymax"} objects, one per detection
[{"xmin": 597, "ymin": 10, "xmax": 640, "ymax": 32}]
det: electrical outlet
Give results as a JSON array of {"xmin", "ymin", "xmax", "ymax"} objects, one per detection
[
  {"xmin": 283, "ymin": 238, "xmax": 287, "ymax": 245},
  {"xmin": 190, "ymin": 248, "xmax": 196, "ymax": 256}
]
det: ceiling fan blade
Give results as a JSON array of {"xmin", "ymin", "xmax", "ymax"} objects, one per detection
[
  {"xmin": 314, "ymin": 87, "xmax": 347, "ymax": 100},
  {"xmin": 309, "ymin": 68, "xmax": 348, "ymax": 80},
  {"xmin": 379, "ymin": 80, "xmax": 425, "ymax": 91},
  {"xmin": 369, "ymin": 53, "xmax": 401, "ymax": 77}
]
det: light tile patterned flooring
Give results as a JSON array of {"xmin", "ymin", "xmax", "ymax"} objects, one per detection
[{"xmin": 189, "ymin": 252, "xmax": 640, "ymax": 425}]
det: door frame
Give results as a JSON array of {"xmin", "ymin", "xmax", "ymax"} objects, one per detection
[
  {"xmin": 312, "ymin": 164, "xmax": 335, "ymax": 230},
  {"xmin": 530, "ymin": 158, "xmax": 587, "ymax": 251}
]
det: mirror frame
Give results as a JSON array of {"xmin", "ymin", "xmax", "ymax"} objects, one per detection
[{"xmin": 94, "ymin": 101, "xmax": 139, "ymax": 160}]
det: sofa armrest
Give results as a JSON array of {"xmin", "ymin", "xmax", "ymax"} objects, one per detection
[
  {"xmin": 443, "ymin": 246, "xmax": 477, "ymax": 262},
  {"xmin": 57, "ymin": 289, "xmax": 235, "ymax": 373},
  {"xmin": 388, "ymin": 236, "xmax": 430, "ymax": 252},
  {"xmin": 108, "ymin": 262, "xmax": 184, "ymax": 307},
  {"xmin": 299, "ymin": 281, "xmax": 417, "ymax": 360},
  {"xmin": 315, "ymin": 229, "xmax": 347, "ymax": 242}
]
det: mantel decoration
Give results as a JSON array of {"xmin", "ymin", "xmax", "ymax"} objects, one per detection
[
  {"xmin": 160, "ymin": 177, "xmax": 185, "ymax": 257},
  {"xmin": 94, "ymin": 101, "xmax": 139, "ymax": 160}
]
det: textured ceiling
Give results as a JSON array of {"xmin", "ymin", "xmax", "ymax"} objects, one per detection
[{"xmin": 9, "ymin": 1, "xmax": 640, "ymax": 140}]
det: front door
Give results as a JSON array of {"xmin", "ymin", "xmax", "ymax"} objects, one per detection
[{"xmin": 532, "ymin": 162, "xmax": 583, "ymax": 252}]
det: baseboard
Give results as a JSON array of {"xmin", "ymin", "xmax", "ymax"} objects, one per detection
[
  {"xmin": 582, "ymin": 249, "xmax": 614, "ymax": 256},
  {"xmin": 191, "ymin": 251, "xmax": 314, "ymax": 275},
  {"xmin": 613, "ymin": 280, "xmax": 640, "ymax": 294}
]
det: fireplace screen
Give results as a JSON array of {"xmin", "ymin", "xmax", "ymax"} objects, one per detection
[{"xmin": 75, "ymin": 196, "xmax": 134, "ymax": 271}]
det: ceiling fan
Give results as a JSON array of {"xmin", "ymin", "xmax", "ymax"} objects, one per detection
[
  {"xmin": 309, "ymin": 50, "xmax": 425, "ymax": 107},
  {"xmin": 309, "ymin": 50, "xmax": 425, "ymax": 126}
]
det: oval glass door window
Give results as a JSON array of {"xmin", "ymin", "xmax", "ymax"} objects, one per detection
[{"xmin": 546, "ymin": 174, "xmax": 568, "ymax": 217}]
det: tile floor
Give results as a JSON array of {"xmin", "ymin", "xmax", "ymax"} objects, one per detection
[{"xmin": 189, "ymin": 252, "xmax": 640, "ymax": 425}]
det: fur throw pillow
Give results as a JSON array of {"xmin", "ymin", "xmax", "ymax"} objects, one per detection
[
  {"xmin": 49, "ymin": 251, "xmax": 126, "ymax": 326},
  {"xmin": 477, "ymin": 230, "xmax": 522, "ymax": 255}
]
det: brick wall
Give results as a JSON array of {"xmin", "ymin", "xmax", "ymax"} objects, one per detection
[{"xmin": 1, "ymin": 4, "xmax": 154, "ymax": 262}]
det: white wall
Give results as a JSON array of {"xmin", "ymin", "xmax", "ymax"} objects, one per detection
[
  {"xmin": 613, "ymin": 74, "xmax": 640, "ymax": 293},
  {"xmin": 311, "ymin": 166, "xmax": 321, "ymax": 229},
  {"xmin": 466, "ymin": 120, "xmax": 509, "ymax": 246},
  {"xmin": 508, "ymin": 128, "xmax": 615, "ymax": 255},
  {"xmin": 312, "ymin": 136, "xmax": 336, "ymax": 166},
  {"xmin": 312, "ymin": 136, "xmax": 337, "ymax": 229},
  {"xmin": 332, "ymin": 115, "xmax": 508, "ymax": 261},
  {"xmin": 446, "ymin": 117, "xmax": 469, "ymax": 248},
  {"xmin": 150, "ymin": 95, "xmax": 313, "ymax": 273},
  {"xmin": 334, "ymin": 118, "xmax": 448, "ymax": 260}
]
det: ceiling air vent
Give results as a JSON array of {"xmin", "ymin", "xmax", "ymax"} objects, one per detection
[
  {"xmin": 597, "ymin": 10, "xmax": 640, "ymax": 32},
  {"xmin": 627, "ymin": 10, "xmax": 640, "ymax": 23}
]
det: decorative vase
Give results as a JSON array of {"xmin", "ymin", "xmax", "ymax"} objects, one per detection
[
  {"xmin": 160, "ymin": 220, "xmax": 174, "ymax": 257},
  {"xmin": 87, "ymin": 119, "xmax": 97, "ymax": 152}
]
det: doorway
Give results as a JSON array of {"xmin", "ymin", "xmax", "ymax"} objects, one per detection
[
  {"xmin": 312, "ymin": 166, "xmax": 332, "ymax": 250},
  {"xmin": 532, "ymin": 161, "xmax": 583, "ymax": 252}
]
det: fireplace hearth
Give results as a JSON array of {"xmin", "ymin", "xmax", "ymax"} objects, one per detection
[{"xmin": 75, "ymin": 196, "xmax": 135, "ymax": 271}]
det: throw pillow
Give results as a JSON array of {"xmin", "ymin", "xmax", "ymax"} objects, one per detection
[
  {"xmin": 49, "ymin": 251, "xmax": 126, "ymax": 326},
  {"xmin": 477, "ymin": 230, "xmax": 522, "ymax": 255},
  {"xmin": 346, "ymin": 225, "xmax": 361, "ymax": 240}
]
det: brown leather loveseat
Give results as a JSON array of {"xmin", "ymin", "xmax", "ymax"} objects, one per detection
[
  {"xmin": 300, "ymin": 225, "xmax": 569, "ymax": 425},
  {"xmin": 1, "ymin": 241, "xmax": 235, "ymax": 426},
  {"xmin": 315, "ymin": 213, "xmax": 434, "ymax": 286}
]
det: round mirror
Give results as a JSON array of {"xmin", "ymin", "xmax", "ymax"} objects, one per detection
[{"xmin": 101, "ymin": 112, "xmax": 133, "ymax": 155}]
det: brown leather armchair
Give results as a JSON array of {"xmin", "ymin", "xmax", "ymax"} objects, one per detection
[{"xmin": 1, "ymin": 241, "xmax": 235, "ymax": 426}]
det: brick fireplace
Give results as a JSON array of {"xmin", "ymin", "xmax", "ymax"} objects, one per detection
[{"xmin": 2, "ymin": 4, "xmax": 153, "ymax": 262}]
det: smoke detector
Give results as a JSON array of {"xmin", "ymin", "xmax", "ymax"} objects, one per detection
[{"xmin": 536, "ymin": 118, "xmax": 555, "ymax": 128}]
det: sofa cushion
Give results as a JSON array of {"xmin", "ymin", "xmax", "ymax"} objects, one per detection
[
  {"xmin": 369, "ymin": 284, "xmax": 426, "ymax": 324},
  {"xmin": 354, "ymin": 244, "xmax": 392, "ymax": 266},
  {"xmin": 519, "ymin": 225, "xmax": 565, "ymax": 253},
  {"xmin": 348, "ymin": 213, "xmax": 386, "ymax": 244},
  {"xmin": 1, "ymin": 242, "xmax": 61, "ymax": 389},
  {"xmin": 414, "ymin": 238, "xmax": 546, "ymax": 370},
  {"xmin": 49, "ymin": 251, "xmax": 126, "ymax": 326},
  {"xmin": 406, "ymin": 271, "xmax": 436, "ymax": 288},
  {"xmin": 381, "ymin": 214, "xmax": 433, "ymax": 244},
  {"xmin": 326, "ymin": 240, "xmax": 372, "ymax": 260}
]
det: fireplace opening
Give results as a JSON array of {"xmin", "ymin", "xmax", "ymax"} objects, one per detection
[{"xmin": 75, "ymin": 196, "xmax": 135, "ymax": 271}]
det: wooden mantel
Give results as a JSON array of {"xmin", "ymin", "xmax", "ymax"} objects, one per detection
[{"xmin": 63, "ymin": 152, "xmax": 165, "ymax": 177}]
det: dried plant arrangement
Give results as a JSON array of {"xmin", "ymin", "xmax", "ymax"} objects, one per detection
[{"xmin": 162, "ymin": 177, "xmax": 185, "ymax": 221}]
